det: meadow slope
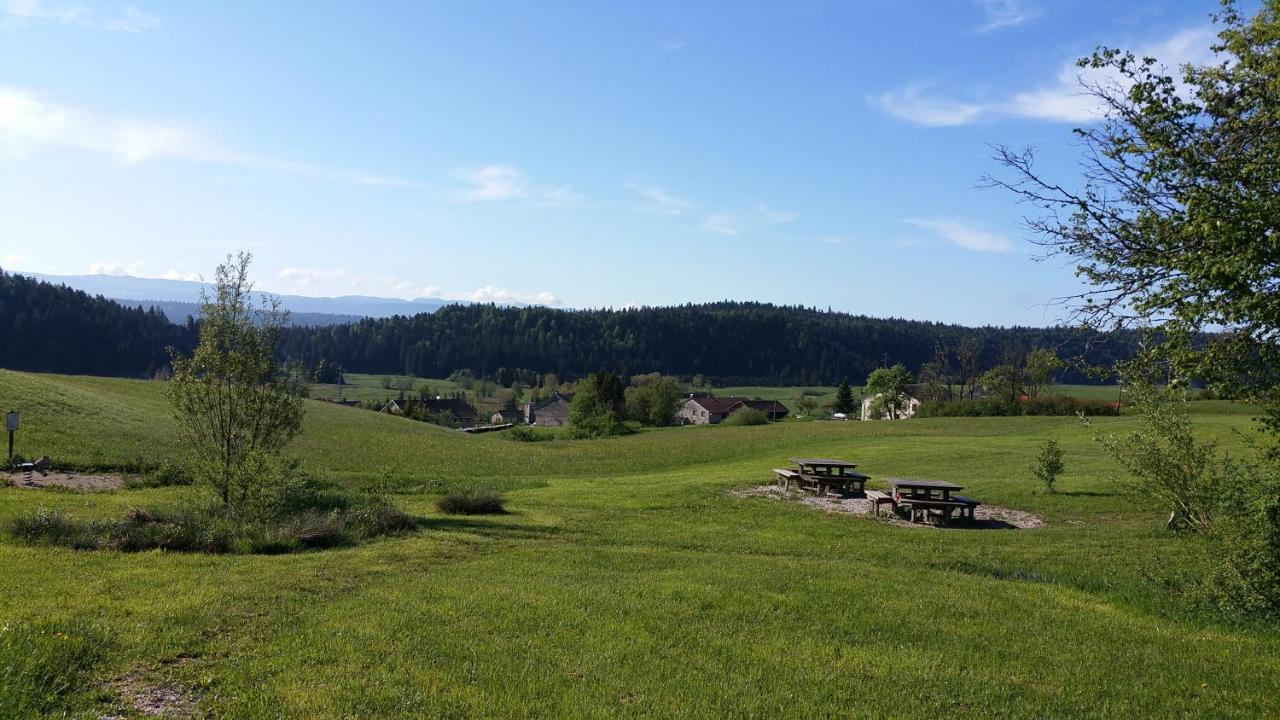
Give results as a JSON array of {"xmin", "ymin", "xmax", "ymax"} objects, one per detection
[{"xmin": 0, "ymin": 369, "xmax": 1276, "ymax": 718}]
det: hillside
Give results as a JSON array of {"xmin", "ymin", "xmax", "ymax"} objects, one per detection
[
  {"xmin": 0, "ymin": 270, "xmax": 192, "ymax": 377},
  {"xmin": 1, "ymin": 369, "xmax": 1276, "ymax": 717},
  {"xmin": 1, "ymin": 272, "xmax": 1137, "ymax": 383},
  {"xmin": 279, "ymin": 301, "xmax": 1137, "ymax": 385}
]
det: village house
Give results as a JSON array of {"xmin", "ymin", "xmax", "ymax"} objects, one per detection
[
  {"xmin": 859, "ymin": 393, "xmax": 922, "ymax": 421},
  {"xmin": 677, "ymin": 396, "xmax": 790, "ymax": 425},
  {"xmin": 420, "ymin": 397, "xmax": 478, "ymax": 426},
  {"xmin": 489, "ymin": 408, "xmax": 520, "ymax": 425},
  {"xmin": 523, "ymin": 392, "xmax": 575, "ymax": 426}
]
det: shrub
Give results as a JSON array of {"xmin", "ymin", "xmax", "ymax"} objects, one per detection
[
  {"xmin": 724, "ymin": 407, "xmax": 769, "ymax": 426},
  {"xmin": 505, "ymin": 425, "xmax": 554, "ymax": 442},
  {"xmin": 0, "ymin": 619, "xmax": 107, "ymax": 718},
  {"xmin": 1031, "ymin": 438, "xmax": 1065, "ymax": 494},
  {"xmin": 917, "ymin": 396, "xmax": 1120, "ymax": 418},
  {"xmin": 436, "ymin": 490, "xmax": 507, "ymax": 515},
  {"xmin": 5, "ymin": 480, "xmax": 418, "ymax": 554}
]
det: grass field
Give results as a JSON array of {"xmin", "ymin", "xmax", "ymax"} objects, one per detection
[{"xmin": 1, "ymin": 368, "xmax": 1277, "ymax": 718}]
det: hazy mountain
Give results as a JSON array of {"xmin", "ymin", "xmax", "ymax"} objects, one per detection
[{"xmin": 25, "ymin": 273, "xmax": 461, "ymax": 323}]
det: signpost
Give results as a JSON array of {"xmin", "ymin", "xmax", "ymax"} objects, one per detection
[{"xmin": 6, "ymin": 410, "xmax": 16, "ymax": 461}]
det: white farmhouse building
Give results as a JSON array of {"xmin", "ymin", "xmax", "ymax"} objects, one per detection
[{"xmin": 860, "ymin": 393, "xmax": 922, "ymax": 421}]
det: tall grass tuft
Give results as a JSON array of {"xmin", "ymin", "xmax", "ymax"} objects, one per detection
[
  {"xmin": 0, "ymin": 619, "xmax": 107, "ymax": 718},
  {"xmin": 436, "ymin": 490, "xmax": 507, "ymax": 515},
  {"xmin": 6, "ymin": 477, "xmax": 420, "ymax": 554}
]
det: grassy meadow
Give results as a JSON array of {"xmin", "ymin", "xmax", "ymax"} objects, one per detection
[{"xmin": 1, "ymin": 368, "xmax": 1277, "ymax": 717}]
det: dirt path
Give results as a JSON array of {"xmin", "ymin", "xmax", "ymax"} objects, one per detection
[
  {"xmin": 731, "ymin": 484, "xmax": 1044, "ymax": 529},
  {"xmin": 5, "ymin": 471, "xmax": 125, "ymax": 491}
]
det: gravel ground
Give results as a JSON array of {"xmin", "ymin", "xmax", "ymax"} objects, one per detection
[
  {"xmin": 731, "ymin": 484, "xmax": 1044, "ymax": 530},
  {"xmin": 5, "ymin": 471, "xmax": 125, "ymax": 491}
]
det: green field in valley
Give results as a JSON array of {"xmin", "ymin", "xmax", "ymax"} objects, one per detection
[{"xmin": 1, "ymin": 368, "xmax": 1277, "ymax": 718}]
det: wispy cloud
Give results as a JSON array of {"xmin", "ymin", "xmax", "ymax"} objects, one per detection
[
  {"xmin": 817, "ymin": 235, "xmax": 846, "ymax": 245},
  {"xmin": 277, "ymin": 267, "xmax": 558, "ymax": 305},
  {"xmin": 0, "ymin": 87, "xmax": 423, "ymax": 187},
  {"xmin": 102, "ymin": 4, "xmax": 158, "ymax": 33},
  {"xmin": 905, "ymin": 218, "xmax": 1014, "ymax": 253},
  {"xmin": 872, "ymin": 26, "xmax": 1216, "ymax": 126},
  {"xmin": 2, "ymin": 253, "xmax": 26, "ymax": 267},
  {"xmin": 700, "ymin": 213, "xmax": 739, "ymax": 237},
  {"xmin": 661, "ymin": 39, "xmax": 688, "ymax": 52},
  {"xmin": 3, "ymin": 1, "xmax": 160, "ymax": 32},
  {"xmin": 974, "ymin": 0, "xmax": 1040, "ymax": 33},
  {"xmin": 756, "ymin": 203, "xmax": 798, "ymax": 225},
  {"xmin": 458, "ymin": 165, "xmax": 527, "ymax": 200},
  {"xmin": 88, "ymin": 260, "xmax": 145, "ymax": 275},
  {"xmin": 625, "ymin": 182, "xmax": 694, "ymax": 215},
  {"xmin": 457, "ymin": 164, "xmax": 580, "ymax": 206}
]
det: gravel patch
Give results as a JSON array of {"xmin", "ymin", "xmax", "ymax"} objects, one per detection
[
  {"xmin": 731, "ymin": 484, "xmax": 1044, "ymax": 530},
  {"xmin": 5, "ymin": 471, "xmax": 125, "ymax": 491}
]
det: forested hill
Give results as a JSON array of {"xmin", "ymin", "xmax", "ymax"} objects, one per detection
[
  {"xmin": 0, "ymin": 271, "xmax": 1135, "ymax": 383},
  {"xmin": 0, "ymin": 269, "xmax": 194, "ymax": 377},
  {"xmin": 277, "ymin": 302, "xmax": 1135, "ymax": 385}
]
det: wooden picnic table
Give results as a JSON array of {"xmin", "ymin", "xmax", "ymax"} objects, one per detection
[
  {"xmin": 888, "ymin": 478, "xmax": 963, "ymax": 501},
  {"xmin": 789, "ymin": 458, "xmax": 869, "ymax": 495},
  {"xmin": 887, "ymin": 479, "xmax": 976, "ymax": 524}
]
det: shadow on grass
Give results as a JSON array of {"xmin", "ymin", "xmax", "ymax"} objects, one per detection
[
  {"xmin": 1058, "ymin": 490, "xmax": 1120, "ymax": 498},
  {"xmin": 420, "ymin": 516, "xmax": 564, "ymax": 541}
]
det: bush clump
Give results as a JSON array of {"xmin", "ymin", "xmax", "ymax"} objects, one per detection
[
  {"xmin": 505, "ymin": 425, "xmax": 554, "ymax": 442},
  {"xmin": 724, "ymin": 407, "xmax": 769, "ymax": 426},
  {"xmin": 917, "ymin": 396, "xmax": 1120, "ymax": 417},
  {"xmin": 7, "ymin": 475, "xmax": 418, "ymax": 554},
  {"xmin": 436, "ymin": 490, "xmax": 507, "ymax": 515},
  {"xmin": 0, "ymin": 619, "xmax": 107, "ymax": 717}
]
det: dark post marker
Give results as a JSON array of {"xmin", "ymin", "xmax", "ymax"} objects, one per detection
[{"xmin": 6, "ymin": 410, "xmax": 17, "ymax": 461}]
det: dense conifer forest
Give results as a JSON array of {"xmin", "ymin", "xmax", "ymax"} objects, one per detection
[
  {"xmin": 0, "ymin": 272, "xmax": 1135, "ymax": 383},
  {"xmin": 0, "ymin": 270, "xmax": 193, "ymax": 377},
  {"xmin": 276, "ymin": 302, "xmax": 1135, "ymax": 385}
]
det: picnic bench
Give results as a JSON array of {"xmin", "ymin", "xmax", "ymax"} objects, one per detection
[
  {"xmin": 888, "ymin": 479, "xmax": 979, "ymax": 524},
  {"xmin": 789, "ymin": 458, "xmax": 870, "ymax": 495},
  {"xmin": 773, "ymin": 468, "xmax": 801, "ymax": 490},
  {"xmin": 865, "ymin": 489, "xmax": 896, "ymax": 516}
]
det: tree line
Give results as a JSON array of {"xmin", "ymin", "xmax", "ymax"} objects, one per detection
[
  {"xmin": 0, "ymin": 269, "xmax": 194, "ymax": 377},
  {"xmin": 0, "ymin": 270, "xmax": 1140, "ymax": 385},
  {"xmin": 276, "ymin": 302, "xmax": 1138, "ymax": 386}
]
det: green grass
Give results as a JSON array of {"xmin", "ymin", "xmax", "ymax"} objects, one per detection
[{"xmin": 0, "ymin": 368, "xmax": 1277, "ymax": 717}]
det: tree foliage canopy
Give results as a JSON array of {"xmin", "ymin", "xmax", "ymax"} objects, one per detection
[
  {"xmin": 166, "ymin": 253, "xmax": 306, "ymax": 508},
  {"xmin": 986, "ymin": 0, "xmax": 1280, "ymax": 412}
]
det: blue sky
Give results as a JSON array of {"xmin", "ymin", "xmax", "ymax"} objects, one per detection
[{"xmin": 0, "ymin": 0, "xmax": 1236, "ymax": 325}]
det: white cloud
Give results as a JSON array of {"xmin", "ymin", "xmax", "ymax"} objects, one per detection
[
  {"xmin": 458, "ymin": 165, "xmax": 527, "ymax": 200},
  {"xmin": 3, "ymin": 0, "xmax": 90, "ymax": 26},
  {"xmin": 276, "ymin": 267, "xmax": 558, "ymax": 305},
  {"xmin": 102, "ymin": 4, "xmax": 159, "ymax": 33},
  {"xmin": 1, "ymin": 253, "xmax": 25, "ymax": 266},
  {"xmin": 625, "ymin": 182, "xmax": 693, "ymax": 215},
  {"xmin": 661, "ymin": 40, "xmax": 687, "ymax": 52},
  {"xmin": 462, "ymin": 286, "xmax": 558, "ymax": 305},
  {"xmin": 756, "ymin": 203, "xmax": 798, "ymax": 225},
  {"xmin": 975, "ymin": 0, "xmax": 1040, "ymax": 33},
  {"xmin": 457, "ymin": 165, "xmax": 579, "ymax": 206},
  {"xmin": 0, "ymin": 87, "xmax": 244, "ymax": 164},
  {"xmin": 532, "ymin": 185, "xmax": 583, "ymax": 208},
  {"xmin": 872, "ymin": 26, "xmax": 1216, "ymax": 126},
  {"xmin": 3, "ymin": 1, "xmax": 159, "ymax": 32},
  {"xmin": 157, "ymin": 269, "xmax": 201, "ymax": 282},
  {"xmin": 88, "ymin": 260, "xmax": 144, "ymax": 275},
  {"xmin": 817, "ymin": 235, "xmax": 845, "ymax": 245},
  {"xmin": 905, "ymin": 218, "xmax": 1014, "ymax": 253},
  {"xmin": 700, "ymin": 213, "xmax": 739, "ymax": 237},
  {"xmin": 0, "ymin": 87, "xmax": 424, "ymax": 188}
]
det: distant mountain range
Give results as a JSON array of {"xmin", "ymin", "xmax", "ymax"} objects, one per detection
[{"xmin": 25, "ymin": 273, "xmax": 462, "ymax": 326}]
